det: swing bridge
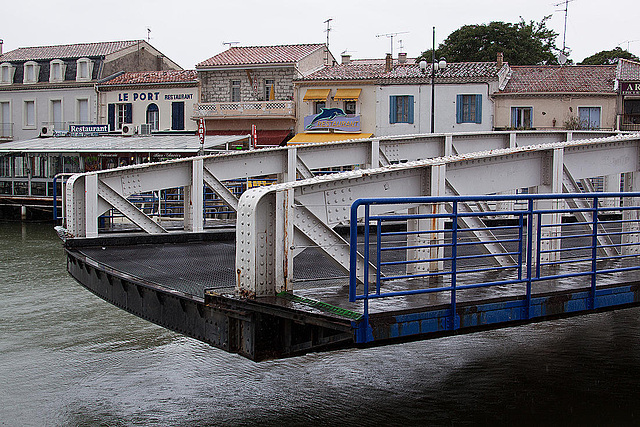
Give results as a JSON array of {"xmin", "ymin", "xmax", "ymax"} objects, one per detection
[{"xmin": 59, "ymin": 130, "xmax": 640, "ymax": 360}]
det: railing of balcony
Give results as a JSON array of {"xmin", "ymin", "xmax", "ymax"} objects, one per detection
[{"xmin": 193, "ymin": 100, "xmax": 295, "ymax": 118}]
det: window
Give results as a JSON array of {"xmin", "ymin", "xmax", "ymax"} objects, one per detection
[
  {"xmin": 314, "ymin": 101, "xmax": 326, "ymax": 115},
  {"xmin": 389, "ymin": 95, "xmax": 414, "ymax": 124},
  {"xmin": 77, "ymin": 98, "xmax": 89, "ymax": 124},
  {"xmin": 231, "ymin": 80, "xmax": 241, "ymax": 102},
  {"xmin": 49, "ymin": 60, "xmax": 66, "ymax": 82},
  {"xmin": 623, "ymin": 99, "xmax": 640, "ymax": 125},
  {"xmin": 0, "ymin": 156, "xmax": 10, "ymax": 177},
  {"xmin": 171, "ymin": 102, "xmax": 184, "ymax": 130},
  {"xmin": 76, "ymin": 58, "xmax": 93, "ymax": 81},
  {"xmin": 264, "ymin": 79, "xmax": 275, "ymax": 100},
  {"xmin": 0, "ymin": 101, "xmax": 10, "ymax": 138},
  {"xmin": 23, "ymin": 61, "xmax": 40, "ymax": 84},
  {"xmin": 146, "ymin": 103, "xmax": 159, "ymax": 131},
  {"xmin": 107, "ymin": 103, "xmax": 132, "ymax": 131},
  {"xmin": 50, "ymin": 99, "xmax": 63, "ymax": 130},
  {"xmin": 23, "ymin": 100, "xmax": 35, "ymax": 128},
  {"xmin": 511, "ymin": 107, "xmax": 532, "ymax": 129},
  {"xmin": 456, "ymin": 94, "xmax": 482, "ymax": 124},
  {"xmin": 0, "ymin": 63, "xmax": 15, "ymax": 85},
  {"xmin": 578, "ymin": 106, "xmax": 601, "ymax": 129},
  {"xmin": 344, "ymin": 100, "xmax": 357, "ymax": 115}
]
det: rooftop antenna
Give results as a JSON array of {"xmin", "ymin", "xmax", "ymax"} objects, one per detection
[
  {"xmin": 146, "ymin": 28, "xmax": 151, "ymax": 42},
  {"xmin": 398, "ymin": 39, "xmax": 405, "ymax": 53},
  {"xmin": 324, "ymin": 18, "xmax": 333, "ymax": 65},
  {"xmin": 554, "ymin": 0, "xmax": 577, "ymax": 54},
  {"xmin": 376, "ymin": 31, "xmax": 409, "ymax": 58},
  {"xmin": 618, "ymin": 40, "xmax": 639, "ymax": 51},
  {"xmin": 223, "ymin": 41, "xmax": 240, "ymax": 49}
]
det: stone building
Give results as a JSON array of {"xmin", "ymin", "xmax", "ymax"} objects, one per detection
[
  {"xmin": 194, "ymin": 44, "xmax": 334, "ymax": 146},
  {"xmin": 0, "ymin": 40, "xmax": 181, "ymax": 141},
  {"xmin": 617, "ymin": 59, "xmax": 640, "ymax": 131}
]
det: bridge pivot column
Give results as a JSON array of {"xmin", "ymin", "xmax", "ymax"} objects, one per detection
[
  {"xmin": 623, "ymin": 172, "xmax": 640, "ymax": 255},
  {"xmin": 184, "ymin": 158, "xmax": 204, "ymax": 232},
  {"xmin": 532, "ymin": 148, "xmax": 564, "ymax": 264}
]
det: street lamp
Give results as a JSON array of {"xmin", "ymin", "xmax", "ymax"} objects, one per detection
[{"xmin": 419, "ymin": 27, "xmax": 447, "ymax": 133}]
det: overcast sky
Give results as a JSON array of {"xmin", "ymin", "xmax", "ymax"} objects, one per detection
[{"xmin": 2, "ymin": 0, "xmax": 638, "ymax": 69}]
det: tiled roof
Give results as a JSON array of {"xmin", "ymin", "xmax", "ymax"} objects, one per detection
[
  {"xmin": 0, "ymin": 41, "xmax": 141, "ymax": 62},
  {"xmin": 301, "ymin": 59, "xmax": 388, "ymax": 81},
  {"xmin": 100, "ymin": 70, "xmax": 198, "ymax": 85},
  {"xmin": 501, "ymin": 65, "xmax": 616, "ymax": 93},
  {"xmin": 197, "ymin": 44, "xmax": 326, "ymax": 67},
  {"xmin": 381, "ymin": 62, "xmax": 501, "ymax": 83},
  {"xmin": 618, "ymin": 59, "xmax": 640, "ymax": 81},
  {"xmin": 300, "ymin": 60, "xmax": 501, "ymax": 83}
]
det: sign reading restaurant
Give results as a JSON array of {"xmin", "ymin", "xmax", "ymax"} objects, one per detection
[
  {"xmin": 621, "ymin": 82, "xmax": 640, "ymax": 96},
  {"xmin": 304, "ymin": 108, "xmax": 361, "ymax": 132}
]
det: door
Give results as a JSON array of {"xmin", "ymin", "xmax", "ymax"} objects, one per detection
[{"xmin": 171, "ymin": 102, "xmax": 184, "ymax": 130}]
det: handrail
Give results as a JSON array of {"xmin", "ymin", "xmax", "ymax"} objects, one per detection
[{"xmin": 350, "ymin": 192, "xmax": 640, "ymax": 341}]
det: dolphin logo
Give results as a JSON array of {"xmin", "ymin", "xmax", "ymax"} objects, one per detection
[{"xmin": 306, "ymin": 108, "xmax": 348, "ymax": 129}]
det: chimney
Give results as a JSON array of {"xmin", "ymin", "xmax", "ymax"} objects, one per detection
[
  {"xmin": 385, "ymin": 53, "xmax": 392, "ymax": 72},
  {"xmin": 497, "ymin": 52, "xmax": 504, "ymax": 69},
  {"xmin": 341, "ymin": 54, "xmax": 351, "ymax": 65},
  {"xmin": 398, "ymin": 52, "xmax": 407, "ymax": 64}
]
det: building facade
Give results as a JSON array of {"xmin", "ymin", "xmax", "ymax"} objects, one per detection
[
  {"xmin": 617, "ymin": 59, "xmax": 640, "ymax": 131},
  {"xmin": 292, "ymin": 53, "xmax": 509, "ymax": 142},
  {"xmin": 0, "ymin": 40, "xmax": 181, "ymax": 141},
  {"xmin": 493, "ymin": 65, "xmax": 617, "ymax": 131},
  {"xmin": 194, "ymin": 44, "xmax": 334, "ymax": 146},
  {"xmin": 96, "ymin": 70, "xmax": 199, "ymax": 134}
]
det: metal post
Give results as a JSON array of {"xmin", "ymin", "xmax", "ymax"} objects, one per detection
[{"xmin": 431, "ymin": 26, "xmax": 436, "ymax": 134}]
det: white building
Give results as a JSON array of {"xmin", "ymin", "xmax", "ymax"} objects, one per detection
[
  {"xmin": 96, "ymin": 70, "xmax": 199, "ymax": 134},
  {"xmin": 376, "ymin": 56, "xmax": 509, "ymax": 136},
  {"xmin": 0, "ymin": 40, "xmax": 181, "ymax": 142},
  {"xmin": 291, "ymin": 53, "xmax": 510, "ymax": 143}
]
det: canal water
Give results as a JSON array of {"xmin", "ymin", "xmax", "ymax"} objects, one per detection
[{"xmin": 2, "ymin": 221, "xmax": 640, "ymax": 426}]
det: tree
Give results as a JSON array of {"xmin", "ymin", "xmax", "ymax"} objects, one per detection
[
  {"xmin": 417, "ymin": 16, "xmax": 560, "ymax": 65},
  {"xmin": 579, "ymin": 47, "xmax": 639, "ymax": 65}
]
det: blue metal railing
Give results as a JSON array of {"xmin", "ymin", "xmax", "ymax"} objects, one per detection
[{"xmin": 349, "ymin": 193, "xmax": 640, "ymax": 340}]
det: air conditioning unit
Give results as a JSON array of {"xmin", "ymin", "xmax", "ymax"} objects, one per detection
[
  {"xmin": 121, "ymin": 124, "xmax": 135, "ymax": 136},
  {"xmin": 139, "ymin": 123, "xmax": 152, "ymax": 135},
  {"xmin": 40, "ymin": 125, "xmax": 53, "ymax": 137}
]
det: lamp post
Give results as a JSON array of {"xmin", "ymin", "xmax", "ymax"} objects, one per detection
[{"xmin": 419, "ymin": 27, "xmax": 446, "ymax": 134}]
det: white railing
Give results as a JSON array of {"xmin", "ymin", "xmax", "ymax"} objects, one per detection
[{"xmin": 193, "ymin": 100, "xmax": 295, "ymax": 118}]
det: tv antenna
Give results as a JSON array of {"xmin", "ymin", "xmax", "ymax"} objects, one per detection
[
  {"xmin": 146, "ymin": 28, "xmax": 152, "ymax": 42},
  {"xmin": 324, "ymin": 18, "xmax": 333, "ymax": 49},
  {"xmin": 376, "ymin": 31, "xmax": 409, "ymax": 58},
  {"xmin": 618, "ymin": 40, "xmax": 639, "ymax": 51},
  {"xmin": 223, "ymin": 41, "xmax": 240, "ymax": 48},
  {"xmin": 554, "ymin": 0, "xmax": 577, "ymax": 54}
]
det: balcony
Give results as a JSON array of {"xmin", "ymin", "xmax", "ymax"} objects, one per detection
[
  {"xmin": 0, "ymin": 122, "xmax": 13, "ymax": 141},
  {"xmin": 621, "ymin": 123, "xmax": 640, "ymax": 132},
  {"xmin": 193, "ymin": 100, "xmax": 295, "ymax": 120}
]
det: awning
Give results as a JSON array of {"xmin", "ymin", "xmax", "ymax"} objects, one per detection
[
  {"xmin": 303, "ymin": 88, "xmax": 331, "ymax": 101},
  {"xmin": 287, "ymin": 133, "xmax": 373, "ymax": 145},
  {"xmin": 333, "ymin": 88, "xmax": 361, "ymax": 101}
]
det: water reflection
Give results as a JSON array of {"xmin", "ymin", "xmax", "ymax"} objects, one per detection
[{"xmin": 2, "ymin": 222, "xmax": 640, "ymax": 426}]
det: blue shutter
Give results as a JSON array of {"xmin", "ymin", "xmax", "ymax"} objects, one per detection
[
  {"xmin": 390, "ymin": 96, "xmax": 397, "ymax": 124},
  {"xmin": 456, "ymin": 95, "xmax": 463, "ymax": 123},
  {"xmin": 108, "ymin": 104, "xmax": 115, "ymax": 131},
  {"xmin": 475, "ymin": 95, "xmax": 482, "ymax": 124},
  {"xmin": 408, "ymin": 96, "xmax": 414, "ymax": 124}
]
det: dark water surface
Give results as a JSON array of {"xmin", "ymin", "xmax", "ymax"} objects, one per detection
[{"xmin": 2, "ymin": 221, "xmax": 640, "ymax": 426}]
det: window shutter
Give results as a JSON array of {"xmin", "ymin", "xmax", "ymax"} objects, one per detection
[
  {"xmin": 475, "ymin": 95, "xmax": 482, "ymax": 124},
  {"xmin": 456, "ymin": 95, "xmax": 463, "ymax": 124},
  {"xmin": 125, "ymin": 103, "xmax": 133, "ymax": 124},
  {"xmin": 408, "ymin": 96, "xmax": 414, "ymax": 124},
  {"xmin": 390, "ymin": 96, "xmax": 397, "ymax": 124},
  {"xmin": 108, "ymin": 104, "xmax": 115, "ymax": 131}
]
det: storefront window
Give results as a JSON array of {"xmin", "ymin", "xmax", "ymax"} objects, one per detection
[
  {"xmin": 623, "ymin": 99, "xmax": 640, "ymax": 124},
  {"xmin": 0, "ymin": 156, "xmax": 11, "ymax": 177},
  {"xmin": 14, "ymin": 156, "xmax": 27, "ymax": 177}
]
